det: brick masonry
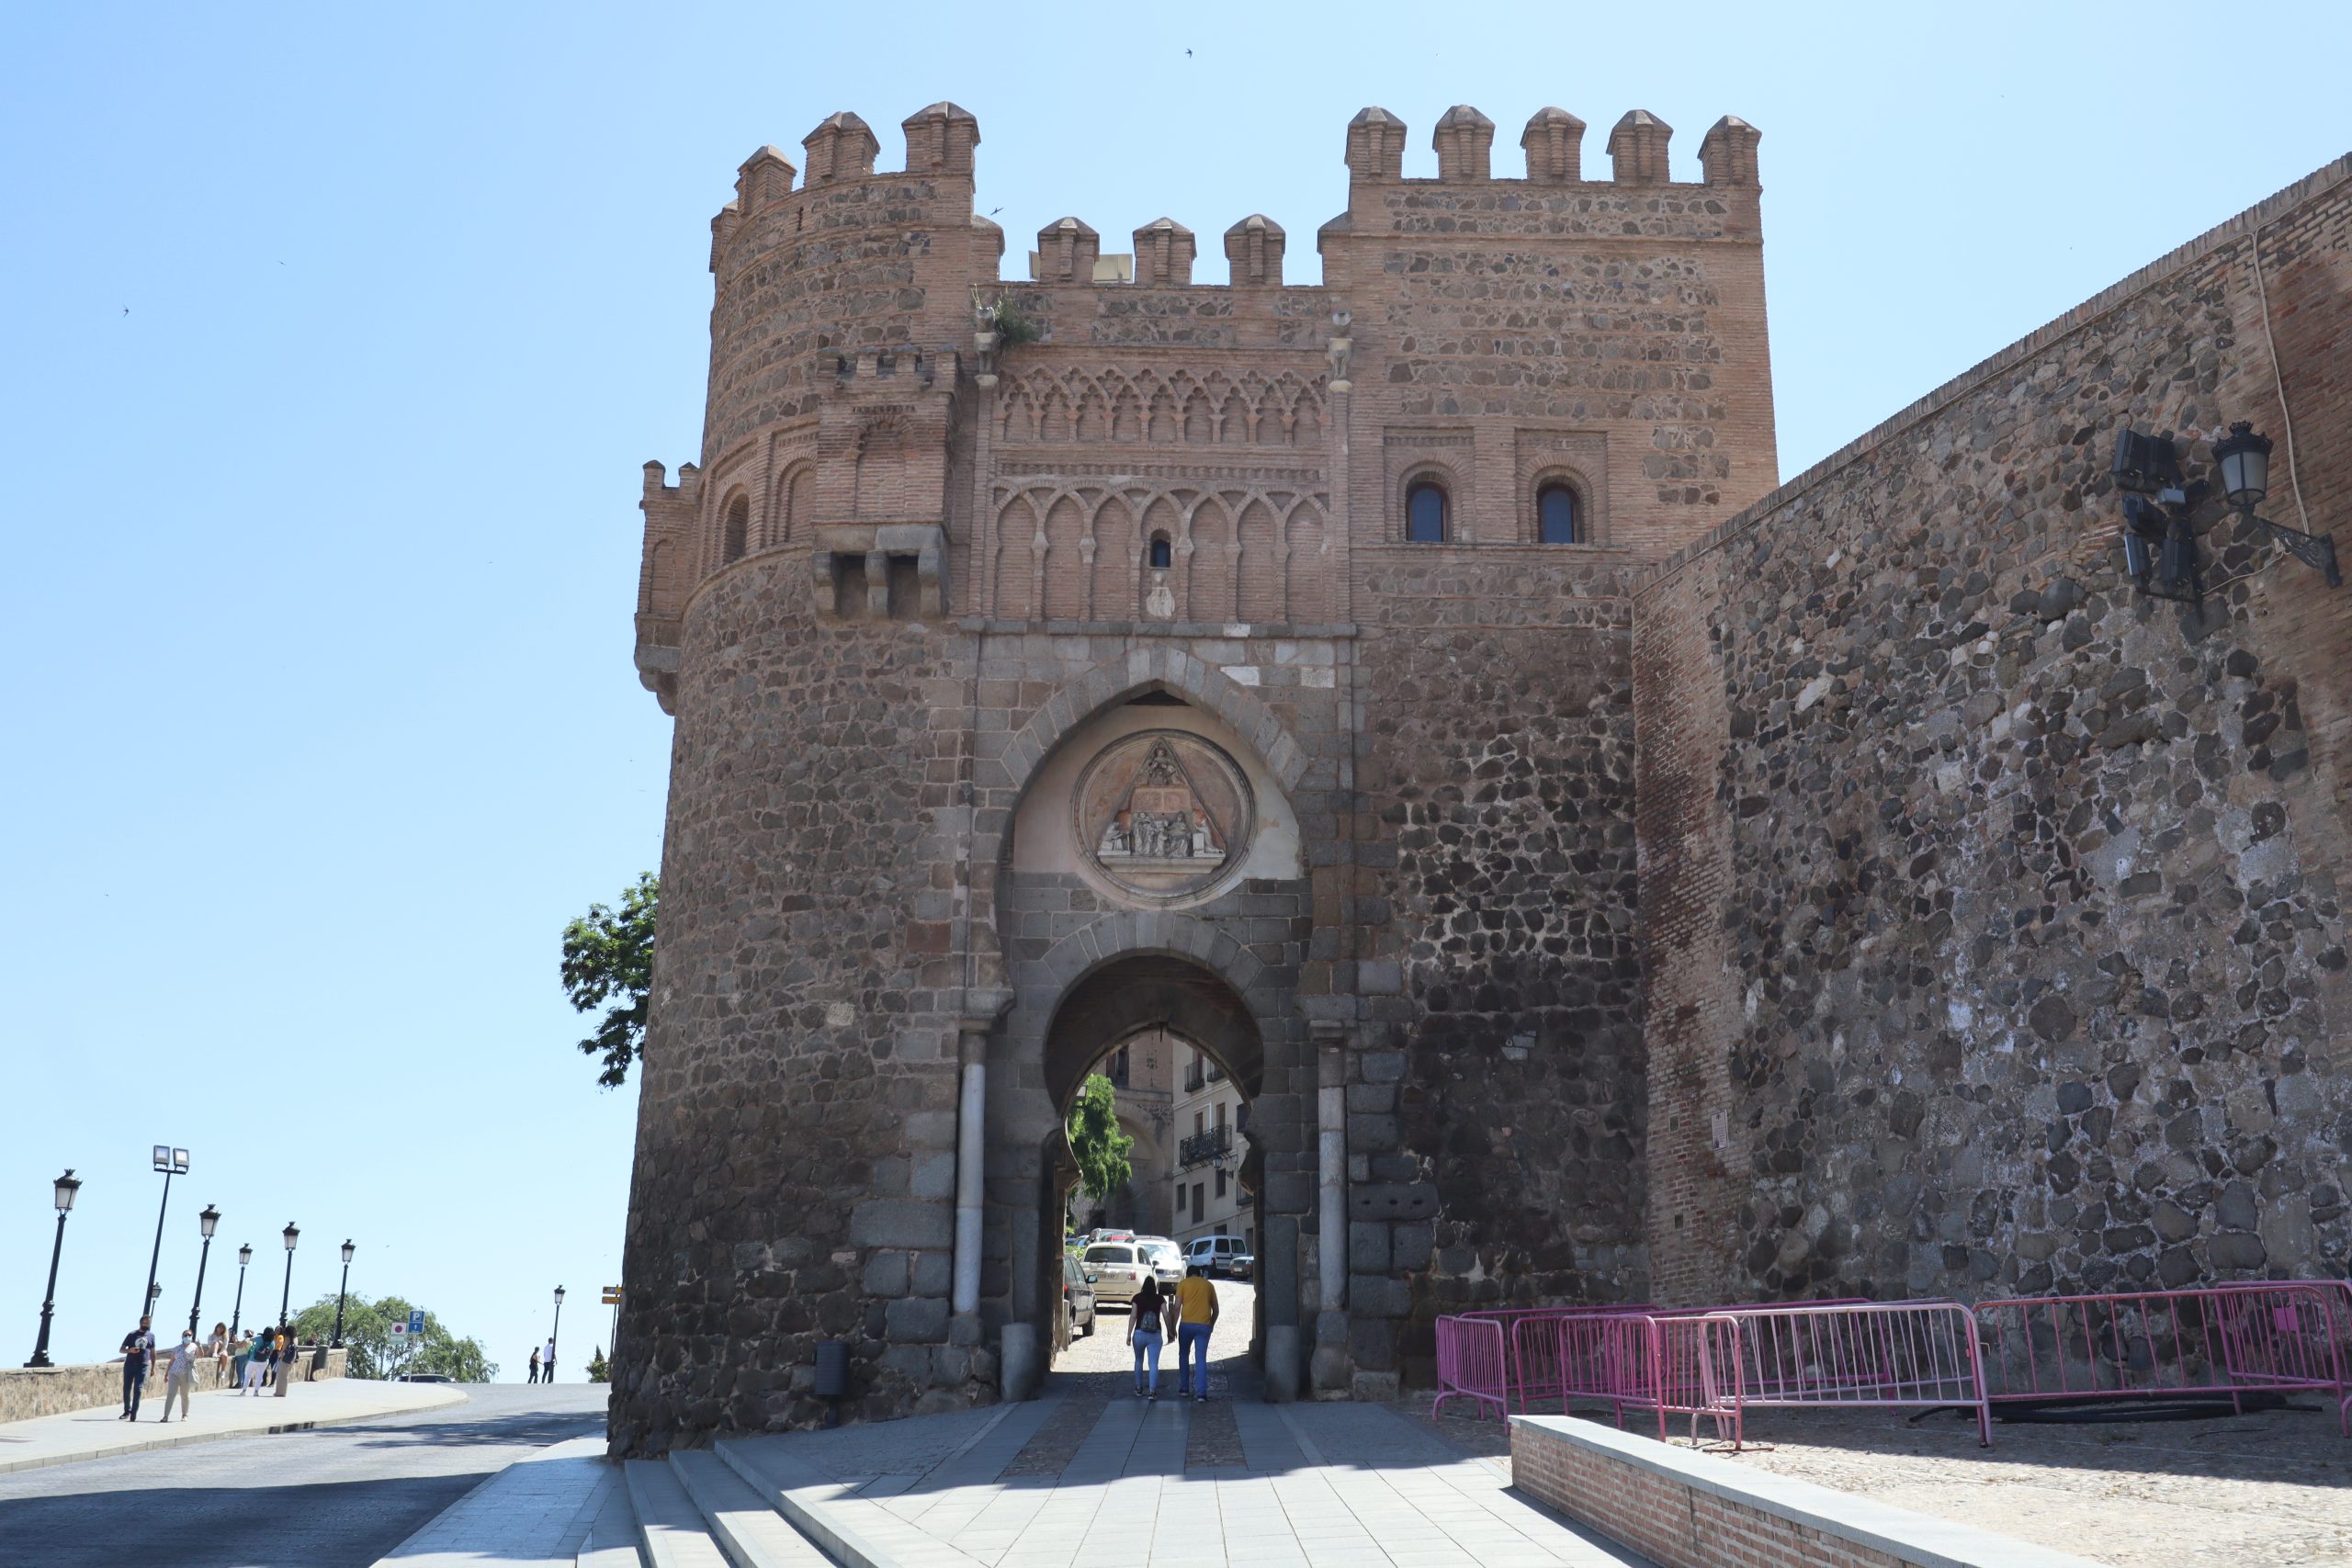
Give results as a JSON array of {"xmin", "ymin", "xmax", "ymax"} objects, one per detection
[{"xmin": 1509, "ymin": 1416, "xmax": 2102, "ymax": 1568}]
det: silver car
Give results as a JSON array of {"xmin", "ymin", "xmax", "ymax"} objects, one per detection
[{"xmin": 1134, "ymin": 1236, "xmax": 1185, "ymax": 1285}]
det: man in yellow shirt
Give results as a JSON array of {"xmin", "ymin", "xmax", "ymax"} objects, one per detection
[{"xmin": 1174, "ymin": 1264, "xmax": 1219, "ymax": 1402}]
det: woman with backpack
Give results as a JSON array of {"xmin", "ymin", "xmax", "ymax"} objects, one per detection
[{"xmin": 1131, "ymin": 1276, "xmax": 1174, "ymax": 1400}]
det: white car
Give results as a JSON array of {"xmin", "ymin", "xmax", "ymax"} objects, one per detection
[
  {"xmin": 1185, "ymin": 1235, "xmax": 1250, "ymax": 1278},
  {"xmin": 1079, "ymin": 1243, "xmax": 1153, "ymax": 1306},
  {"xmin": 1133, "ymin": 1236, "xmax": 1185, "ymax": 1285}
]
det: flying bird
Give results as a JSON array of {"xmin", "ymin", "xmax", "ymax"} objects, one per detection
[{"xmin": 990, "ymin": 207, "xmax": 1002, "ymax": 216}]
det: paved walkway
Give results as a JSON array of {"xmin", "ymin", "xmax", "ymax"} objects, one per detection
[
  {"xmin": 373, "ymin": 1433, "xmax": 618, "ymax": 1566},
  {"xmin": 0, "ymin": 1377, "xmax": 468, "ymax": 1474},
  {"xmin": 738, "ymin": 1377, "xmax": 1654, "ymax": 1567}
]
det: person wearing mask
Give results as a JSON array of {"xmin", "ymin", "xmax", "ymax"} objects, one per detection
[
  {"xmin": 273, "ymin": 1325, "xmax": 295, "ymax": 1397},
  {"xmin": 1174, "ymin": 1263, "xmax": 1220, "ymax": 1403},
  {"xmin": 118, "ymin": 1315, "xmax": 156, "ymax": 1421},
  {"xmin": 1130, "ymin": 1277, "xmax": 1169, "ymax": 1401},
  {"xmin": 159, "ymin": 1329, "xmax": 200, "ymax": 1422},
  {"xmin": 243, "ymin": 1326, "xmax": 272, "ymax": 1394},
  {"xmin": 527, "ymin": 1347, "xmax": 540, "ymax": 1384}
]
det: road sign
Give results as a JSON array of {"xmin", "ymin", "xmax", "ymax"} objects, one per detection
[
  {"xmin": 408, "ymin": 1310, "xmax": 426, "ymax": 1335},
  {"xmin": 601, "ymin": 1286, "xmax": 621, "ymax": 1305},
  {"xmin": 388, "ymin": 1322, "xmax": 408, "ymax": 1337}
]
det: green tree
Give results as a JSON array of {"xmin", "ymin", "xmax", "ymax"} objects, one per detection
[
  {"xmin": 563, "ymin": 873, "xmax": 658, "ymax": 1087},
  {"xmin": 1066, "ymin": 1072, "xmax": 1134, "ymax": 1203},
  {"xmin": 291, "ymin": 1293, "xmax": 498, "ymax": 1382},
  {"xmin": 587, "ymin": 1346, "xmax": 610, "ymax": 1383}
]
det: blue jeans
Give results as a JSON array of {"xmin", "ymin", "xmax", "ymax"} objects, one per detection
[
  {"xmin": 1132, "ymin": 1329, "xmax": 1163, "ymax": 1393},
  {"xmin": 1177, "ymin": 1323, "xmax": 1212, "ymax": 1396}
]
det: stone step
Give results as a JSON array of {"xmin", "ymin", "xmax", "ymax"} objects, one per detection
[
  {"xmin": 576, "ymin": 1472, "xmax": 647, "ymax": 1568},
  {"xmin": 718, "ymin": 1436, "xmax": 990, "ymax": 1568},
  {"xmin": 667, "ymin": 1450, "xmax": 838, "ymax": 1567},
  {"xmin": 623, "ymin": 1457, "xmax": 732, "ymax": 1568}
]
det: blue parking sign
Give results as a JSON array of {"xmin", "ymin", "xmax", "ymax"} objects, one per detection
[{"xmin": 408, "ymin": 1310, "xmax": 425, "ymax": 1335}]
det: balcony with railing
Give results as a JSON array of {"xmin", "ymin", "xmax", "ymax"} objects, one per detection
[{"xmin": 1178, "ymin": 1124, "xmax": 1232, "ymax": 1170}]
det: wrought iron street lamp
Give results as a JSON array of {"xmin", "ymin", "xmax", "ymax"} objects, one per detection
[
  {"xmin": 24, "ymin": 1168, "xmax": 81, "ymax": 1368},
  {"xmin": 332, "ymin": 1241, "xmax": 355, "ymax": 1348},
  {"xmin": 141, "ymin": 1145, "xmax": 187, "ymax": 1318},
  {"xmin": 2115, "ymin": 423, "xmax": 2341, "ymax": 607},
  {"xmin": 230, "ymin": 1244, "xmax": 252, "ymax": 1339},
  {"xmin": 186, "ymin": 1204, "xmax": 220, "ymax": 1339},
  {"xmin": 549, "ymin": 1285, "xmax": 565, "ymax": 1382},
  {"xmin": 277, "ymin": 1222, "xmax": 300, "ymax": 1326}
]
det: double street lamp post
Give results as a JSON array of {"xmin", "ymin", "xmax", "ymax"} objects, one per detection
[
  {"xmin": 277, "ymin": 1223, "xmax": 299, "ymax": 1327},
  {"xmin": 23, "ymin": 1169, "xmax": 82, "ymax": 1368},
  {"xmin": 230, "ymin": 1244, "xmax": 252, "ymax": 1339},
  {"xmin": 332, "ymin": 1241, "xmax": 355, "ymax": 1348},
  {"xmin": 186, "ymin": 1205, "xmax": 220, "ymax": 1340}
]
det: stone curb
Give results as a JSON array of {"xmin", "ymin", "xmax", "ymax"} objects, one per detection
[{"xmin": 0, "ymin": 1384, "xmax": 468, "ymax": 1476}]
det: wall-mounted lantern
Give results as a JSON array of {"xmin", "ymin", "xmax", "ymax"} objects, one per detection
[{"xmin": 2113, "ymin": 423, "xmax": 2340, "ymax": 607}]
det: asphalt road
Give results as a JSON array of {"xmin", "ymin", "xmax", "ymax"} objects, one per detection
[{"xmin": 0, "ymin": 1383, "xmax": 608, "ymax": 1568}]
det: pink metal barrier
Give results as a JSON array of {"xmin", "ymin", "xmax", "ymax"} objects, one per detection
[
  {"xmin": 1431, "ymin": 1314, "xmax": 1510, "ymax": 1421},
  {"xmin": 1974, "ymin": 1283, "xmax": 2350, "ymax": 1434},
  {"xmin": 1465, "ymin": 1303, "xmax": 1653, "ymax": 1413},
  {"xmin": 1529, "ymin": 1299, "xmax": 1990, "ymax": 1449}
]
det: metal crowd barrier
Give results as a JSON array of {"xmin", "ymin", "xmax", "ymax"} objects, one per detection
[
  {"xmin": 1973, "ymin": 1282, "xmax": 2350, "ymax": 1434},
  {"xmin": 1431, "ymin": 1314, "xmax": 1510, "ymax": 1421}
]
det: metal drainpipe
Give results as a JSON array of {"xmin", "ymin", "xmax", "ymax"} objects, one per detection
[{"xmin": 950, "ymin": 351, "xmax": 999, "ymax": 1323}]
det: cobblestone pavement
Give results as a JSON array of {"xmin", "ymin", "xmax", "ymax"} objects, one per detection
[
  {"xmin": 1391, "ymin": 1389, "xmax": 2352, "ymax": 1568},
  {"xmin": 756, "ymin": 1286, "xmax": 1652, "ymax": 1567}
]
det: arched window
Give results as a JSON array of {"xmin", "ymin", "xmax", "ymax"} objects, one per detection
[
  {"xmin": 1406, "ymin": 479, "xmax": 1448, "ymax": 543},
  {"xmin": 721, "ymin": 495, "xmax": 750, "ymax": 563},
  {"xmin": 1537, "ymin": 482, "xmax": 1579, "ymax": 545},
  {"xmin": 1148, "ymin": 534, "xmax": 1173, "ymax": 570}
]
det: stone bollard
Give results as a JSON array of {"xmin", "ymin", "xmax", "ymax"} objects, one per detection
[
  {"xmin": 999, "ymin": 1324, "xmax": 1039, "ymax": 1402},
  {"xmin": 1263, "ymin": 1325, "xmax": 1300, "ymax": 1403}
]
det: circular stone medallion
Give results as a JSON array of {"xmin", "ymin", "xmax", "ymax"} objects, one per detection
[{"xmin": 1072, "ymin": 730, "xmax": 1254, "ymax": 903}]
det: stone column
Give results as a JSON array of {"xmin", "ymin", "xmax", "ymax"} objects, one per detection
[
  {"xmin": 953, "ymin": 1024, "xmax": 988, "ymax": 1316},
  {"xmin": 1311, "ymin": 1022, "xmax": 1350, "ymax": 1393}
]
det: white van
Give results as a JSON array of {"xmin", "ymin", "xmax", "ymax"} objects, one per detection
[{"xmin": 1184, "ymin": 1235, "xmax": 1250, "ymax": 1278}]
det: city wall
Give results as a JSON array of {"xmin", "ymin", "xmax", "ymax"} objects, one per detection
[
  {"xmin": 0, "ymin": 1347, "xmax": 349, "ymax": 1425},
  {"xmin": 1634, "ymin": 154, "xmax": 2352, "ymax": 1302}
]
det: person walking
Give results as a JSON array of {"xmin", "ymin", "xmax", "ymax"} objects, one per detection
[
  {"xmin": 118, "ymin": 1315, "xmax": 156, "ymax": 1421},
  {"xmin": 542, "ymin": 1339, "xmax": 556, "ymax": 1383},
  {"xmin": 1130, "ymin": 1278, "xmax": 1169, "ymax": 1400},
  {"xmin": 527, "ymin": 1347, "xmax": 540, "ymax": 1384},
  {"xmin": 230, "ymin": 1330, "xmax": 253, "ymax": 1392},
  {"xmin": 159, "ymin": 1329, "xmax": 199, "ymax": 1423},
  {"xmin": 273, "ymin": 1325, "xmax": 295, "ymax": 1397},
  {"xmin": 1174, "ymin": 1263, "xmax": 1219, "ymax": 1402},
  {"xmin": 243, "ymin": 1326, "xmax": 272, "ymax": 1394}
]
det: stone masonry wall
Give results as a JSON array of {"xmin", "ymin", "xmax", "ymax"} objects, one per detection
[
  {"xmin": 1357, "ymin": 550, "xmax": 1653, "ymax": 1381},
  {"xmin": 1634, "ymin": 155, "xmax": 2352, "ymax": 1303},
  {"xmin": 613, "ymin": 553, "xmax": 979, "ymax": 1455}
]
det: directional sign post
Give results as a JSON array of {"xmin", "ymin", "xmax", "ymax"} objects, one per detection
[{"xmin": 603, "ymin": 1286, "xmax": 622, "ymax": 1372}]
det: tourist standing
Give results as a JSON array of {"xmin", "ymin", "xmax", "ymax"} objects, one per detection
[
  {"xmin": 243, "ymin": 1326, "xmax": 272, "ymax": 1393},
  {"xmin": 543, "ymin": 1339, "xmax": 556, "ymax": 1383},
  {"xmin": 527, "ymin": 1347, "xmax": 540, "ymax": 1383},
  {"xmin": 274, "ymin": 1325, "xmax": 295, "ymax": 1397},
  {"xmin": 1174, "ymin": 1264, "xmax": 1218, "ymax": 1402},
  {"xmin": 118, "ymin": 1315, "xmax": 155, "ymax": 1421},
  {"xmin": 1130, "ymin": 1278, "xmax": 1168, "ymax": 1400},
  {"xmin": 159, "ymin": 1330, "xmax": 199, "ymax": 1422}
]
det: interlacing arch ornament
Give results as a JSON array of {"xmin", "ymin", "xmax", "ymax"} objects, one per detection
[
  {"xmin": 995, "ymin": 366, "xmax": 1327, "ymax": 450},
  {"xmin": 988, "ymin": 478, "xmax": 1331, "ymax": 622}
]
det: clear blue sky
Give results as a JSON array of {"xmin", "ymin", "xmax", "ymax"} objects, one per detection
[{"xmin": 3, "ymin": 1, "xmax": 2344, "ymax": 1377}]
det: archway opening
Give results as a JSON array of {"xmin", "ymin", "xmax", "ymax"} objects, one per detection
[{"xmin": 1036, "ymin": 955, "xmax": 1266, "ymax": 1394}]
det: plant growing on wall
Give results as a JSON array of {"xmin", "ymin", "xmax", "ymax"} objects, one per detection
[
  {"xmin": 1066, "ymin": 1072, "xmax": 1134, "ymax": 1204},
  {"xmin": 561, "ymin": 873, "xmax": 658, "ymax": 1088},
  {"xmin": 988, "ymin": 293, "xmax": 1042, "ymax": 345}
]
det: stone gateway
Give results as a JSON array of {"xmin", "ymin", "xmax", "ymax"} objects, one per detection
[{"xmin": 612, "ymin": 98, "xmax": 2352, "ymax": 1457}]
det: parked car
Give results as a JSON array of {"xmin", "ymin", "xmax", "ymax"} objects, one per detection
[
  {"xmin": 1061, "ymin": 1253, "xmax": 1097, "ymax": 1337},
  {"xmin": 1079, "ymin": 1242, "xmax": 1153, "ymax": 1306},
  {"xmin": 395, "ymin": 1372, "xmax": 456, "ymax": 1382},
  {"xmin": 1134, "ymin": 1236, "xmax": 1185, "ymax": 1284},
  {"xmin": 1184, "ymin": 1235, "xmax": 1251, "ymax": 1278},
  {"xmin": 1227, "ymin": 1252, "xmax": 1256, "ymax": 1281}
]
